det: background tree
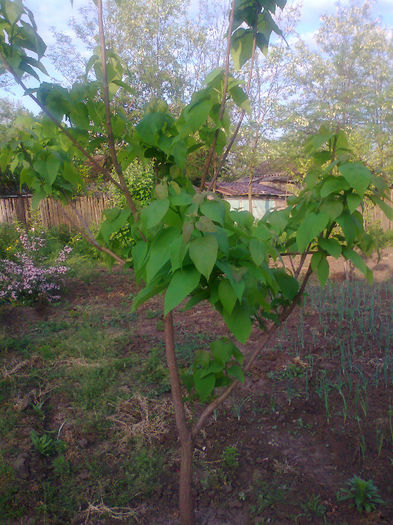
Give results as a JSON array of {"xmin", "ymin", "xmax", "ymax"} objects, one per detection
[
  {"xmin": 0, "ymin": 98, "xmax": 31, "ymax": 194},
  {"xmin": 266, "ymin": 1, "xmax": 393, "ymax": 181},
  {"xmin": 49, "ymin": 0, "xmax": 227, "ymax": 112}
]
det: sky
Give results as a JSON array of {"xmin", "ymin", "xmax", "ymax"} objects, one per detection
[{"xmin": 2, "ymin": 0, "xmax": 393, "ymax": 112}]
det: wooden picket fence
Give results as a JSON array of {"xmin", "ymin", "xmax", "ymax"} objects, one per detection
[
  {"xmin": 0, "ymin": 190, "xmax": 392, "ymax": 232},
  {"xmin": 0, "ymin": 194, "xmax": 112, "ymax": 230}
]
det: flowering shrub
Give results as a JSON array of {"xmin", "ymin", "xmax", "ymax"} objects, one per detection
[{"xmin": 0, "ymin": 230, "xmax": 72, "ymax": 304}]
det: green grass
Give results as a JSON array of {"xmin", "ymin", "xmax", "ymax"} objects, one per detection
[{"xmin": 0, "ymin": 285, "xmax": 172, "ymax": 521}]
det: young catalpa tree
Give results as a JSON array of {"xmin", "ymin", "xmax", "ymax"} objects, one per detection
[{"xmin": 0, "ymin": 0, "xmax": 392, "ymax": 523}]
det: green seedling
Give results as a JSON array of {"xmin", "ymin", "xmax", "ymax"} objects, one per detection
[
  {"xmin": 222, "ymin": 445, "xmax": 239, "ymax": 471},
  {"xmin": 146, "ymin": 309, "xmax": 161, "ymax": 319},
  {"xmin": 337, "ymin": 475, "xmax": 384, "ymax": 513},
  {"xmin": 155, "ymin": 319, "xmax": 164, "ymax": 332},
  {"xmin": 30, "ymin": 430, "xmax": 65, "ymax": 457},
  {"xmin": 31, "ymin": 401, "xmax": 45, "ymax": 421},
  {"xmin": 231, "ymin": 394, "xmax": 252, "ymax": 421},
  {"xmin": 30, "ymin": 431, "xmax": 57, "ymax": 456},
  {"xmin": 301, "ymin": 493, "xmax": 326, "ymax": 517}
]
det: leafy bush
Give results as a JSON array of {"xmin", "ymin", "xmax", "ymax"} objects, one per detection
[
  {"xmin": 0, "ymin": 229, "xmax": 72, "ymax": 303},
  {"xmin": 110, "ymin": 161, "xmax": 154, "ymax": 210},
  {"xmin": 366, "ymin": 223, "xmax": 393, "ymax": 249}
]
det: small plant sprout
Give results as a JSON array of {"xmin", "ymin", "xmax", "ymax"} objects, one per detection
[
  {"xmin": 231, "ymin": 394, "xmax": 252, "ymax": 421},
  {"xmin": 30, "ymin": 431, "xmax": 57, "ymax": 457},
  {"xmin": 222, "ymin": 445, "xmax": 239, "ymax": 471},
  {"xmin": 337, "ymin": 475, "xmax": 384, "ymax": 513},
  {"xmin": 31, "ymin": 400, "xmax": 45, "ymax": 421},
  {"xmin": 301, "ymin": 494, "xmax": 326, "ymax": 517}
]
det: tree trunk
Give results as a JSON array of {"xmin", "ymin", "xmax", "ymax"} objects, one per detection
[
  {"xmin": 164, "ymin": 312, "xmax": 194, "ymax": 525},
  {"xmin": 179, "ymin": 432, "xmax": 194, "ymax": 525}
]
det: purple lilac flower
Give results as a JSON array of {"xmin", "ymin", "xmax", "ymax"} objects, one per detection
[{"xmin": 0, "ymin": 233, "xmax": 71, "ymax": 303}]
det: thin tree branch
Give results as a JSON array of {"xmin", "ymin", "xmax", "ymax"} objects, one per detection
[
  {"xmin": 96, "ymin": 0, "xmax": 138, "ymax": 220},
  {"xmin": 60, "ymin": 204, "xmax": 126, "ymax": 265},
  {"xmin": 208, "ymin": 28, "xmax": 258, "ymax": 192},
  {"xmin": 199, "ymin": 0, "xmax": 236, "ymax": 190}
]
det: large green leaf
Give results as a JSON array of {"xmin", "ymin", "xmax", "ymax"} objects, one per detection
[
  {"xmin": 311, "ymin": 253, "xmax": 329, "ymax": 287},
  {"xmin": 230, "ymin": 28, "xmax": 254, "ymax": 70},
  {"xmin": 140, "ymin": 199, "xmax": 169, "ymax": 230},
  {"xmin": 296, "ymin": 212, "xmax": 329, "ymax": 252},
  {"xmin": 343, "ymin": 247, "xmax": 370, "ymax": 280},
  {"xmin": 184, "ymin": 98, "xmax": 212, "ymax": 132},
  {"xmin": 218, "ymin": 279, "xmax": 237, "ymax": 315},
  {"xmin": 195, "ymin": 216, "xmax": 217, "ymax": 233},
  {"xmin": 4, "ymin": 0, "xmax": 24, "ymax": 25},
  {"xmin": 100, "ymin": 208, "xmax": 130, "ymax": 242},
  {"xmin": 189, "ymin": 235, "xmax": 218, "ymax": 279},
  {"xmin": 317, "ymin": 256, "xmax": 329, "ymax": 287},
  {"xmin": 250, "ymin": 238, "xmax": 266, "ymax": 266},
  {"xmin": 204, "ymin": 67, "xmax": 224, "ymax": 86},
  {"xmin": 274, "ymin": 270, "xmax": 299, "ymax": 300},
  {"xmin": 164, "ymin": 267, "xmax": 200, "ymax": 315},
  {"xmin": 318, "ymin": 238, "xmax": 342, "ymax": 258},
  {"xmin": 336, "ymin": 212, "xmax": 358, "ymax": 244},
  {"xmin": 255, "ymin": 32, "xmax": 269, "ymax": 56},
  {"xmin": 170, "ymin": 236, "xmax": 188, "ymax": 272},
  {"xmin": 200, "ymin": 199, "xmax": 225, "ymax": 226},
  {"xmin": 229, "ymin": 85, "xmax": 251, "ymax": 113},
  {"xmin": 146, "ymin": 227, "xmax": 180, "ymax": 282},
  {"xmin": 46, "ymin": 153, "xmax": 61, "ymax": 181},
  {"xmin": 346, "ymin": 193, "xmax": 362, "ymax": 214},
  {"xmin": 371, "ymin": 196, "xmax": 393, "ymax": 220},
  {"xmin": 265, "ymin": 209, "xmax": 288, "ymax": 234},
  {"xmin": 62, "ymin": 163, "xmax": 81, "ymax": 186},
  {"xmin": 320, "ymin": 176, "xmax": 350, "ymax": 198},
  {"xmin": 339, "ymin": 163, "xmax": 372, "ymax": 197},
  {"xmin": 210, "ymin": 338, "xmax": 233, "ymax": 364},
  {"xmin": 320, "ymin": 198, "xmax": 343, "ymax": 220},
  {"xmin": 223, "ymin": 303, "xmax": 252, "ymax": 343},
  {"xmin": 136, "ymin": 112, "xmax": 172, "ymax": 146},
  {"xmin": 132, "ymin": 281, "xmax": 166, "ymax": 311},
  {"xmin": 227, "ymin": 364, "xmax": 245, "ymax": 383},
  {"xmin": 132, "ymin": 241, "xmax": 148, "ymax": 272},
  {"xmin": 193, "ymin": 370, "xmax": 215, "ymax": 402}
]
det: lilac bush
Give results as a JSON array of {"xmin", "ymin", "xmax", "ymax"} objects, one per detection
[{"xmin": 0, "ymin": 230, "xmax": 72, "ymax": 303}]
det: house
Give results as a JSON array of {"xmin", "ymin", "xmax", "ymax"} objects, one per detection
[{"xmin": 215, "ymin": 165, "xmax": 295, "ymax": 219}]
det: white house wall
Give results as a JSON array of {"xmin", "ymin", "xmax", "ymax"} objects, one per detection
[{"xmin": 226, "ymin": 197, "xmax": 278, "ymax": 220}]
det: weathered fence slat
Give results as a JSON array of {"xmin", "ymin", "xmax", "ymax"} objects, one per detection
[{"xmin": 0, "ymin": 194, "xmax": 111, "ymax": 229}]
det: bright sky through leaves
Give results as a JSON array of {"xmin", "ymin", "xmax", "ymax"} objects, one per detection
[{"xmin": 2, "ymin": 0, "xmax": 393, "ymax": 112}]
